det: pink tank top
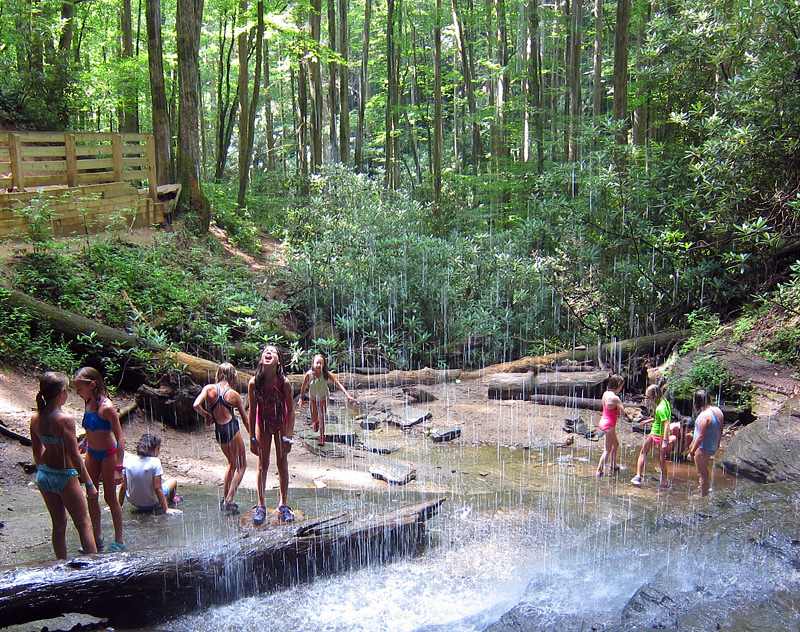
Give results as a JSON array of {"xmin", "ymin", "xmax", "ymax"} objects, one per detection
[{"xmin": 598, "ymin": 392, "xmax": 619, "ymax": 432}]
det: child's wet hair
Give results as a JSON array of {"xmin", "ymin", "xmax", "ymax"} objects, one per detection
[
  {"xmin": 216, "ymin": 362, "xmax": 238, "ymax": 386},
  {"xmin": 693, "ymin": 389, "xmax": 711, "ymax": 413},
  {"xmin": 607, "ymin": 374, "xmax": 625, "ymax": 391},
  {"xmin": 136, "ymin": 433, "xmax": 162, "ymax": 457},
  {"xmin": 73, "ymin": 366, "xmax": 110, "ymax": 400},
  {"xmin": 36, "ymin": 372, "xmax": 69, "ymax": 412},
  {"xmin": 645, "ymin": 384, "xmax": 663, "ymax": 404}
]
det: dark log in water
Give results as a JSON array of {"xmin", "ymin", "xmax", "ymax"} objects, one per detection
[
  {"xmin": 529, "ymin": 394, "xmax": 606, "ymax": 410},
  {"xmin": 0, "ymin": 498, "xmax": 446, "ymax": 628}
]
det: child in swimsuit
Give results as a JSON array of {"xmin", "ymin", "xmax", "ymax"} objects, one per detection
[
  {"xmin": 74, "ymin": 366, "xmax": 125, "ymax": 552},
  {"xmin": 30, "ymin": 372, "xmax": 98, "ymax": 559},
  {"xmin": 299, "ymin": 354, "xmax": 356, "ymax": 446},
  {"xmin": 631, "ymin": 384, "xmax": 673, "ymax": 488},
  {"xmin": 193, "ymin": 363, "xmax": 250, "ymax": 514},
  {"xmin": 595, "ymin": 374, "xmax": 628, "ymax": 477},
  {"xmin": 248, "ymin": 345, "xmax": 295, "ymax": 526},
  {"xmin": 119, "ymin": 433, "xmax": 182, "ymax": 515},
  {"xmin": 687, "ymin": 389, "xmax": 724, "ymax": 497}
]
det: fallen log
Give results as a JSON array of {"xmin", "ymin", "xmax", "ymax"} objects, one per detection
[
  {"xmin": 0, "ymin": 421, "xmax": 31, "ymax": 446},
  {"xmin": 529, "ymin": 394, "xmax": 606, "ymax": 411},
  {"xmin": 488, "ymin": 370, "xmax": 609, "ymax": 400},
  {"xmin": 0, "ymin": 498, "xmax": 446, "ymax": 628},
  {"xmin": 464, "ymin": 330, "xmax": 690, "ymax": 380}
]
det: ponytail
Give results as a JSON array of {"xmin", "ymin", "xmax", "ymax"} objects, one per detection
[{"xmin": 36, "ymin": 372, "xmax": 69, "ymax": 413}]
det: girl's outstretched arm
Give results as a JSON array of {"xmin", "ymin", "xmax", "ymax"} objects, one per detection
[
  {"xmin": 330, "ymin": 375, "xmax": 356, "ymax": 403},
  {"xmin": 298, "ymin": 372, "xmax": 311, "ymax": 407}
]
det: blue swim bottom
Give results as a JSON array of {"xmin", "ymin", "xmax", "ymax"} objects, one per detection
[{"xmin": 36, "ymin": 464, "xmax": 79, "ymax": 494}]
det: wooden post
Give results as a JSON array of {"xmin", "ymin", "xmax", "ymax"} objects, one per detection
[
  {"xmin": 65, "ymin": 133, "xmax": 77, "ymax": 187},
  {"xmin": 9, "ymin": 133, "xmax": 24, "ymax": 192},
  {"xmin": 112, "ymin": 133, "xmax": 123, "ymax": 182},
  {"xmin": 145, "ymin": 134, "xmax": 158, "ymax": 201}
]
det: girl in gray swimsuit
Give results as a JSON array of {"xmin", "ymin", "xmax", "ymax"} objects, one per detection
[
  {"xmin": 687, "ymin": 389, "xmax": 724, "ymax": 498},
  {"xmin": 30, "ymin": 372, "xmax": 98, "ymax": 559}
]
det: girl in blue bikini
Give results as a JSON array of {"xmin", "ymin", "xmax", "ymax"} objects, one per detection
[
  {"xmin": 30, "ymin": 372, "xmax": 98, "ymax": 558},
  {"xmin": 74, "ymin": 367, "xmax": 126, "ymax": 552},
  {"xmin": 687, "ymin": 389, "xmax": 724, "ymax": 497}
]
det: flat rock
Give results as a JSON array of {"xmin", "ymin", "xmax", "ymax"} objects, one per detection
[
  {"xmin": 430, "ymin": 427, "xmax": 461, "ymax": 442},
  {"xmin": 388, "ymin": 406, "xmax": 431, "ymax": 429},
  {"xmin": 369, "ymin": 459, "xmax": 417, "ymax": 485}
]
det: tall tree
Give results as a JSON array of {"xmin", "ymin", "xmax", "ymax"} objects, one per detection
[
  {"xmin": 308, "ymin": 0, "xmax": 324, "ymax": 173},
  {"xmin": 613, "ymin": 0, "xmax": 631, "ymax": 145},
  {"xmin": 632, "ymin": 1, "xmax": 650, "ymax": 147},
  {"xmin": 592, "ymin": 0, "xmax": 603, "ymax": 117},
  {"xmin": 237, "ymin": 0, "xmax": 264, "ymax": 207},
  {"xmin": 452, "ymin": 0, "xmax": 484, "ymax": 173},
  {"xmin": 354, "ymin": 0, "xmax": 371, "ymax": 171},
  {"xmin": 568, "ymin": 0, "xmax": 581, "ymax": 164},
  {"xmin": 337, "ymin": 0, "xmax": 350, "ymax": 164},
  {"xmin": 386, "ymin": 0, "xmax": 400, "ymax": 188},
  {"xmin": 522, "ymin": 0, "xmax": 543, "ymax": 171},
  {"xmin": 263, "ymin": 36, "xmax": 276, "ymax": 172},
  {"xmin": 327, "ymin": 0, "xmax": 339, "ymax": 162},
  {"xmin": 433, "ymin": 0, "xmax": 443, "ymax": 208},
  {"xmin": 120, "ymin": 0, "xmax": 139, "ymax": 132},
  {"xmin": 145, "ymin": 0, "xmax": 172, "ymax": 184},
  {"xmin": 213, "ymin": 6, "xmax": 238, "ymax": 182},
  {"xmin": 176, "ymin": 0, "xmax": 211, "ymax": 228}
]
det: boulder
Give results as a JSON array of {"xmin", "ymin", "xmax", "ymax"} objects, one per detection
[{"xmin": 718, "ymin": 397, "xmax": 800, "ymax": 483}]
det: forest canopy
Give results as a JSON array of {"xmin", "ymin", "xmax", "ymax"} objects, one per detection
[{"xmin": 1, "ymin": 0, "xmax": 799, "ymax": 372}]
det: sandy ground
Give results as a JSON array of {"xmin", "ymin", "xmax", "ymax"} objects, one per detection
[{"xmin": 0, "ymin": 365, "xmax": 648, "ymax": 564}]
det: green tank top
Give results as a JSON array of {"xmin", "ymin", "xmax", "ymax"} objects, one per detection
[{"xmin": 650, "ymin": 399, "xmax": 671, "ymax": 438}]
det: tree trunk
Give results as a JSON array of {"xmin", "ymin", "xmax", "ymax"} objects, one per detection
[
  {"xmin": 592, "ymin": 0, "xmax": 603, "ymax": 118},
  {"xmin": 120, "ymin": 0, "xmax": 139, "ymax": 133},
  {"xmin": 309, "ymin": 0, "xmax": 324, "ymax": 173},
  {"xmin": 236, "ymin": 0, "xmax": 251, "ymax": 206},
  {"xmin": 264, "ymin": 37, "xmax": 276, "ymax": 171},
  {"xmin": 452, "ymin": 0, "xmax": 484, "ymax": 173},
  {"xmin": 338, "ymin": 0, "xmax": 350, "ymax": 164},
  {"xmin": 0, "ymin": 499, "xmax": 445, "ymax": 629},
  {"xmin": 613, "ymin": 0, "xmax": 631, "ymax": 146},
  {"xmin": 433, "ymin": 0, "xmax": 443, "ymax": 209},
  {"xmin": 213, "ymin": 7, "xmax": 238, "ymax": 183},
  {"xmin": 354, "ymin": 0, "xmax": 371, "ymax": 171},
  {"xmin": 385, "ymin": 0, "xmax": 400, "ymax": 188},
  {"xmin": 176, "ymin": 0, "xmax": 211, "ymax": 229},
  {"xmin": 568, "ymin": 0, "xmax": 581, "ymax": 165},
  {"xmin": 327, "ymin": 0, "xmax": 339, "ymax": 162},
  {"xmin": 146, "ymin": 0, "xmax": 173, "ymax": 185},
  {"xmin": 632, "ymin": 1, "xmax": 649, "ymax": 147},
  {"xmin": 488, "ymin": 370, "xmax": 610, "ymax": 400}
]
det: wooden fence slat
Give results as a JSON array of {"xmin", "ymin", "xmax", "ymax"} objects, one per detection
[
  {"xmin": 122, "ymin": 156, "xmax": 149, "ymax": 167},
  {"xmin": 65, "ymin": 134, "xmax": 77, "ymax": 187},
  {"xmin": 17, "ymin": 132, "xmax": 66, "ymax": 143},
  {"xmin": 112, "ymin": 134, "xmax": 123, "ymax": 182},
  {"xmin": 75, "ymin": 157, "xmax": 115, "ymax": 170},
  {"xmin": 19, "ymin": 146, "xmax": 68, "ymax": 158},
  {"xmin": 76, "ymin": 172, "xmax": 117, "ymax": 185},
  {"xmin": 20, "ymin": 160, "xmax": 68, "ymax": 172},
  {"xmin": 9, "ymin": 134, "xmax": 23, "ymax": 191},
  {"xmin": 76, "ymin": 145, "xmax": 113, "ymax": 157}
]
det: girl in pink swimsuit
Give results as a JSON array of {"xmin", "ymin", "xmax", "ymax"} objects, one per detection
[{"xmin": 595, "ymin": 374, "xmax": 628, "ymax": 478}]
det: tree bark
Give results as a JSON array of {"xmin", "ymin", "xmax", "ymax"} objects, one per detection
[
  {"xmin": 264, "ymin": 37, "xmax": 276, "ymax": 171},
  {"xmin": 176, "ymin": 0, "xmax": 211, "ymax": 229},
  {"xmin": 213, "ymin": 7, "xmax": 238, "ymax": 183},
  {"xmin": 433, "ymin": 0, "xmax": 443, "ymax": 209},
  {"xmin": 385, "ymin": 0, "xmax": 400, "ymax": 188},
  {"xmin": 146, "ymin": 0, "xmax": 173, "ymax": 185},
  {"xmin": 613, "ymin": 0, "xmax": 631, "ymax": 146},
  {"xmin": 327, "ymin": 0, "xmax": 339, "ymax": 162},
  {"xmin": 120, "ymin": 0, "xmax": 139, "ymax": 133},
  {"xmin": 0, "ymin": 499, "xmax": 445, "ymax": 629},
  {"xmin": 354, "ymin": 0, "xmax": 371, "ymax": 171},
  {"xmin": 592, "ymin": 0, "xmax": 603, "ymax": 118},
  {"xmin": 309, "ymin": 0, "xmax": 324, "ymax": 173},
  {"xmin": 568, "ymin": 0, "xmax": 582, "ymax": 165},
  {"xmin": 338, "ymin": 0, "xmax": 350, "ymax": 164}
]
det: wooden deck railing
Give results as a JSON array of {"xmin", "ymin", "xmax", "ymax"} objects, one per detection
[{"xmin": 0, "ymin": 132, "xmax": 157, "ymax": 201}]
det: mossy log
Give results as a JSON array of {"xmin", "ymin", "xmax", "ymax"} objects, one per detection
[
  {"xmin": 488, "ymin": 370, "xmax": 610, "ymax": 400},
  {"xmin": 0, "ymin": 498, "xmax": 445, "ymax": 628}
]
